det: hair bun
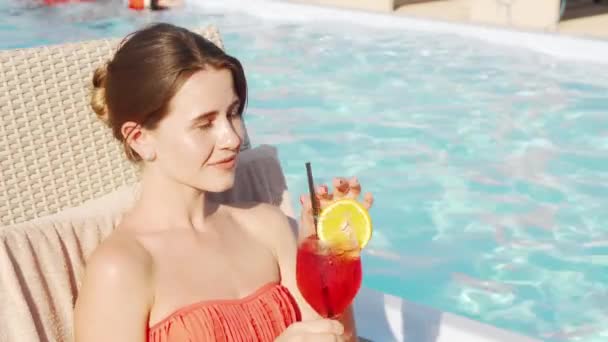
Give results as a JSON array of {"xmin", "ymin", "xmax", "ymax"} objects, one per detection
[{"xmin": 90, "ymin": 63, "xmax": 110, "ymax": 125}]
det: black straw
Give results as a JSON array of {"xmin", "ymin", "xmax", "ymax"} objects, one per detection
[{"xmin": 305, "ymin": 162, "xmax": 319, "ymax": 231}]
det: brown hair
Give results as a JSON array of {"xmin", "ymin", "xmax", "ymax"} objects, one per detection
[{"xmin": 90, "ymin": 23, "xmax": 248, "ymax": 161}]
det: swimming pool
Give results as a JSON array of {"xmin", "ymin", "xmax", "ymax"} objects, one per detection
[{"xmin": 2, "ymin": 1, "xmax": 608, "ymax": 340}]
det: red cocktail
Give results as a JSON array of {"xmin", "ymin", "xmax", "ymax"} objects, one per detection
[{"xmin": 296, "ymin": 236, "xmax": 362, "ymax": 318}]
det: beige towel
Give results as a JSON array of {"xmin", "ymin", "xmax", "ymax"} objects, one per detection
[{"xmin": 0, "ymin": 145, "xmax": 297, "ymax": 342}]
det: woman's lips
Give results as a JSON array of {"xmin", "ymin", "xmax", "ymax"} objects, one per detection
[{"xmin": 210, "ymin": 155, "xmax": 237, "ymax": 170}]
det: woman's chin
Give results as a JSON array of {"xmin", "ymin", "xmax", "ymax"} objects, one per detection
[{"xmin": 200, "ymin": 176, "xmax": 236, "ymax": 194}]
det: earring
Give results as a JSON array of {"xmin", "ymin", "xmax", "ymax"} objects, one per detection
[{"xmin": 143, "ymin": 152, "xmax": 155, "ymax": 162}]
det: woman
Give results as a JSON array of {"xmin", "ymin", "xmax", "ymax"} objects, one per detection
[
  {"xmin": 126, "ymin": 0, "xmax": 182, "ymax": 10},
  {"xmin": 41, "ymin": 0, "xmax": 182, "ymax": 10},
  {"xmin": 74, "ymin": 23, "xmax": 373, "ymax": 341}
]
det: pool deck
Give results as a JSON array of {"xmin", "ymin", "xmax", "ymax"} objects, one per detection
[
  {"xmin": 208, "ymin": 0, "xmax": 608, "ymax": 64},
  {"xmin": 290, "ymin": 0, "xmax": 608, "ymax": 40},
  {"xmin": 354, "ymin": 287, "xmax": 540, "ymax": 341}
]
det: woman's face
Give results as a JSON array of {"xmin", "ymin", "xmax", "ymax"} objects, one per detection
[{"xmin": 150, "ymin": 67, "xmax": 244, "ymax": 193}]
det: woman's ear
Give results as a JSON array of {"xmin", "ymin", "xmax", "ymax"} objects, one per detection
[{"xmin": 121, "ymin": 121, "xmax": 156, "ymax": 161}]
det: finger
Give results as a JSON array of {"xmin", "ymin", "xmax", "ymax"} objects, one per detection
[
  {"xmin": 287, "ymin": 333, "xmax": 343, "ymax": 342},
  {"xmin": 316, "ymin": 185, "xmax": 328, "ymax": 198},
  {"xmin": 303, "ymin": 189, "xmax": 322, "ymax": 215},
  {"xmin": 299, "ymin": 195, "xmax": 314, "ymax": 220},
  {"xmin": 316, "ymin": 184, "xmax": 333, "ymax": 209},
  {"xmin": 362, "ymin": 192, "xmax": 374, "ymax": 210},
  {"xmin": 302, "ymin": 333, "xmax": 344, "ymax": 342},
  {"xmin": 299, "ymin": 195, "xmax": 317, "ymax": 236},
  {"xmin": 332, "ymin": 177, "xmax": 350, "ymax": 200},
  {"xmin": 316, "ymin": 184, "xmax": 330, "ymax": 201},
  {"xmin": 291, "ymin": 319, "xmax": 344, "ymax": 335},
  {"xmin": 346, "ymin": 176, "xmax": 361, "ymax": 200},
  {"xmin": 299, "ymin": 194, "xmax": 312, "ymax": 213}
]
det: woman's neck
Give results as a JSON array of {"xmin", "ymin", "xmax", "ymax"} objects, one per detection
[{"xmin": 130, "ymin": 166, "xmax": 217, "ymax": 232}]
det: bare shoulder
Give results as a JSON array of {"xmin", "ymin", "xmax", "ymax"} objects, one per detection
[
  {"xmin": 229, "ymin": 202, "xmax": 288, "ymax": 225},
  {"xmin": 228, "ymin": 202, "xmax": 292, "ymax": 229},
  {"xmin": 225, "ymin": 202, "xmax": 296, "ymax": 248},
  {"xmin": 74, "ymin": 228, "xmax": 155, "ymax": 341},
  {"xmin": 83, "ymin": 229, "xmax": 154, "ymax": 285}
]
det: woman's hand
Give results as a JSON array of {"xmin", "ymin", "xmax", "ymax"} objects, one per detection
[
  {"xmin": 276, "ymin": 319, "xmax": 345, "ymax": 342},
  {"xmin": 299, "ymin": 176, "xmax": 374, "ymax": 236}
]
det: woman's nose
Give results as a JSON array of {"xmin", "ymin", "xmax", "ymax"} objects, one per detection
[{"xmin": 217, "ymin": 121, "xmax": 241, "ymax": 150}]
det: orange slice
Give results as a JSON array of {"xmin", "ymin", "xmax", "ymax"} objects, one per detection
[{"xmin": 317, "ymin": 199, "xmax": 373, "ymax": 249}]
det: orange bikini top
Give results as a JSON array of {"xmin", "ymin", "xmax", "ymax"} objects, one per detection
[{"xmin": 148, "ymin": 282, "xmax": 301, "ymax": 342}]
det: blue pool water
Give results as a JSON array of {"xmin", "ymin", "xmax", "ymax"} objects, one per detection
[{"xmin": 2, "ymin": 1, "xmax": 608, "ymax": 340}]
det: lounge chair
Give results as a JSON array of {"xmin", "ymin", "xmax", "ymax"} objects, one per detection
[{"xmin": 0, "ymin": 25, "xmax": 291, "ymax": 342}]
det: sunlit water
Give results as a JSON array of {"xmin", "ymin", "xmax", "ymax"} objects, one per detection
[{"xmin": 2, "ymin": 1, "xmax": 608, "ymax": 340}]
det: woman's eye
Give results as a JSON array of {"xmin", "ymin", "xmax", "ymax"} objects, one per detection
[
  {"xmin": 198, "ymin": 122, "xmax": 212, "ymax": 129},
  {"xmin": 229, "ymin": 107, "xmax": 241, "ymax": 118}
]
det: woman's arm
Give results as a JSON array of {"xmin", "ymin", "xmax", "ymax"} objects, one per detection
[{"xmin": 74, "ymin": 237, "xmax": 154, "ymax": 342}]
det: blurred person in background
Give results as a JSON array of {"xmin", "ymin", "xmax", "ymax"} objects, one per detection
[{"xmin": 41, "ymin": 0, "xmax": 183, "ymax": 10}]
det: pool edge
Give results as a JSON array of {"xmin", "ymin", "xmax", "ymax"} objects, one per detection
[
  {"xmin": 191, "ymin": 0, "xmax": 608, "ymax": 65},
  {"xmin": 354, "ymin": 286, "xmax": 541, "ymax": 342}
]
